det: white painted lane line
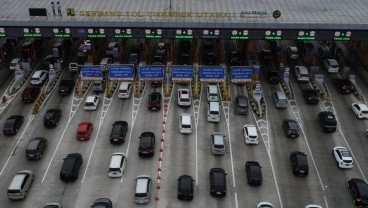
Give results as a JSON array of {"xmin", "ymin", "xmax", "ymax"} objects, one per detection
[{"xmin": 0, "ymin": 115, "xmax": 34, "ymax": 176}]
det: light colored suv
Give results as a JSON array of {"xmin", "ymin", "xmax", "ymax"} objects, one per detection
[
  {"xmin": 177, "ymin": 89, "xmax": 191, "ymax": 107},
  {"xmin": 324, "ymin": 58, "xmax": 339, "ymax": 73},
  {"xmin": 84, "ymin": 95, "xmax": 100, "ymax": 110},
  {"xmin": 332, "ymin": 146, "xmax": 353, "ymax": 169},
  {"xmin": 135, "ymin": 175, "xmax": 152, "ymax": 204},
  {"xmin": 211, "ymin": 133, "xmax": 225, "ymax": 155},
  {"xmin": 243, "ymin": 124, "xmax": 259, "ymax": 144},
  {"xmin": 7, "ymin": 170, "xmax": 34, "ymax": 200},
  {"xmin": 294, "ymin": 66, "xmax": 309, "ymax": 82},
  {"xmin": 31, "ymin": 70, "xmax": 48, "ymax": 85}
]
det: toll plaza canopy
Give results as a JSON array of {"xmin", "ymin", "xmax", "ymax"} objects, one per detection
[{"xmin": 1, "ymin": 0, "xmax": 368, "ymax": 39}]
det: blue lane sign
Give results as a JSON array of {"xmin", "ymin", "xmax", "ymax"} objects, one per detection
[
  {"xmin": 200, "ymin": 66, "xmax": 225, "ymax": 82},
  {"xmin": 230, "ymin": 66, "xmax": 253, "ymax": 82},
  {"xmin": 139, "ymin": 66, "xmax": 164, "ymax": 80},
  {"xmin": 81, "ymin": 65, "xmax": 103, "ymax": 80},
  {"xmin": 172, "ymin": 66, "xmax": 193, "ymax": 81},
  {"xmin": 109, "ymin": 65, "xmax": 134, "ymax": 80}
]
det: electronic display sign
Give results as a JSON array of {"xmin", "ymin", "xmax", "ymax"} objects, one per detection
[
  {"xmin": 53, "ymin": 28, "xmax": 71, "ymax": 38},
  {"xmin": 23, "ymin": 28, "xmax": 42, "ymax": 37},
  {"xmin": 200, "ymin": 66, "xmax": 225, "ymax": 82},
  {"xmin": 81, "ymin": 65, "xmax": 103, "ymax": 80},
  {"xmin": 139, "ymin": 65, "xmax": 164, "ymax": 79},
  {"xmin": 175, "ymin": 29, "xmax": 193, "ymax": 39},
  {"xmin": 114, "ymin": 28, "xmax": 133, "ymax": 39},
  {"xmin": 264, "ymin": 30, "xmax": 282, "ymax": 40},
  {"xmin": 230, "ymin": 66, "xmax": 253, "ymax": 82},
  {"xmin": 333, "ymin": 31, "xmax": 351, "ymax": 41},
  {"xmin": 171, "ymin": 66, "xmax": 193, "ymax": 81},
  {"xmin": 87, "ymin": 28, "xmax": 106, "ymax": 38},
  {"xmin": 231, "ymin": 30, "xmax": 249, "ymax": 40},
  {"xmin": 108, "ymin": 65, "xmax": 134, "ymax": 80},
  {"xmin": 296, "ymin": 30, "xmax": 316, "ymax": 41},
  {"xmin": 145, "ymin": 29, "xmax": 163, "ymax": 39}
]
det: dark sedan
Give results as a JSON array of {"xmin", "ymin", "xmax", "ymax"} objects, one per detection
[
  {"xmin": 245, "ymin": 161, "xmax": 262, "ymax": 186},
  {"xmin": 3, "ymin": 115, "xmax": 24, "ymax": 135},
  {"xmin": 43, "ymin": 108, "xmax": 62, "ymax": 128},
  {"xmin": 138, "ymin": 132, "xmax": 155, "ymax": 156},
  {"xmin": 91, "ymin": 198, "xmax": 112, "ymax": 208},
  {"xmin": 177, "ymin": 175, "xmax": 195, "ymax": 200}
]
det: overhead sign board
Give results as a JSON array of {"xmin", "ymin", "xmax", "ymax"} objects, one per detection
[
  {"xmin": 200, "ymin": 66, "xmax": 225, "ymax": 82},
  {"xmin": 81, "ymin": 65, "xmax": 103, "ymax": 80},
  {"xmin": 108, "ymin": 65, "xmax": 134, "ymax": 80},
  {"xmin": 230, "ymin": 66, "xmax": 253, "ymax": 83},
  {"xmin": 139, "ymin": 65, "xmax": 164, "ymax": 80},
  {"xmin": 171, "ymin": 66, "xmax": 193, "ymax": 81}
]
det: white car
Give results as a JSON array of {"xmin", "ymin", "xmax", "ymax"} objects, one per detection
[
  {"xmin": 177, "ymin": 89, "xmax": 191, "ymax": 107},
  {"xmin": 294, "ymin": 66, "xmax": 309, "ymax": 82},
  {"xmin": 257, "ymin": 202, "xmax": 273, "ymax": 208},
  {"xmin": 31, "ymin": 70, "xmax": 48, "ymax": 85},
  {"xmin": 351, "ymin": 103, "xmax": 368, "ymax": 119},
  {"xmin": 324, "ymin": 59, "xmax": 339, "ymax": 73},
  {"xmin": 332, "ymin": 146, "xmax": 353, "ymax": 169},
  {"xmin": 84, "ymin": 95, "xmax": 100, "ymax": 110},
  {"xmin": 286, "ymin": 46, "xmax": 299, "ymax": 59},
  {"xmin": 108, "ymin": 153, "xmax": 126, "ymax": 177},
  {"xmin": 305, "ymin": 205, "xmax": 322, "ymax": 208},
  {"xmin": 10, "ymin": 58, "xmax": 22, "ymax": 70},
  {"xmin": 243, "ymin": 124, "xmax": 259, "ymax": 144}
]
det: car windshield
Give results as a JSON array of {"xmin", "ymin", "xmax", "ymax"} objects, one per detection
[
  {"xmin": 78, "ymin": 132, "xmax": 85, "ymax": 135},
  {"xmin": 181, "ymin": 124, "xmax": 191, "ymax": 128},
  {"xmin": 210, "ymin": 111, "xmax": 219, "ymax": 115}
]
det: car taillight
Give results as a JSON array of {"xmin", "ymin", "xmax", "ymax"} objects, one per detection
[
  {"xmin": 210, "ymin": 189, "xmax": 215, "ymax": 192},
  {"xmin": 157, "ymin": 104, "xmax": 160, "ymax": 107},
  {"xmin": 288, "ymin": 130, "xmax": 291, "ymax": 135},
  {"xmin": 178, "ymin": 192, "xmax": 182, "ymax": 195},
  {"xmin": 357, "ymin": 198, "xmax": 362, "ymax": 202},
  {"xmin": 148, "ymin": 104, "xmax": 152, "ymax": 107},
  {"xmin": 343, "ymin": 85, "xmax": 346, "ymax": 90},
  {"xmin": 308, "ymin": 97, "xmax": 311, "ymax": 100}
]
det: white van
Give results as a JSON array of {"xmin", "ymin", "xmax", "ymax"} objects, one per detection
[
  {"xmin": 135, "ymin": 175, "xmax": 152, "ymax": 204},
  {"xmin": 294, "ymin": 66, "xmax": 309, "ymax": 82},
  {"xmin": 118, "ymin": 82, "xmax": 132, "ymax": 99},
  {"xmin": 207, "ymin": 85, "xmax": 219, "ymax": 101},
  {"xmin": 108, "ymin": 153, "xmax": 126, "ymax": 178},
  {"xmin": 272, "ymin": 91, "xmax": 288, "ymax": 109},
  {"xmin": 7, "ymin": 170, "xmax": 34, "ymax": 200},
  {"xmin": 179, "ymin": 113, "xmax": 192, "ymax": 134},
  {"xmin": 207, "ymin": 102, "xmax": 220, "ymax": 122}
]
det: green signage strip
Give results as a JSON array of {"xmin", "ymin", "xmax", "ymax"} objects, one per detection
[
  {"xmin": 297, "ymin": 36, "xmax": 316, "ymax": 41},
  {"xmin": 87, "ymin": 34, "xmax": 106, "ymax": 38},
  {"xmin": 0, "ymin": 34, "xmax": 6, "ymax": 37},
  {"xmin": 264, "ymin": 36, "xmax": 282, "ymax": 40},
  {"xmin": 54, "ymin": 34, "xmax": 71, "ymax": 38},
  {"xmin": 24, "ymin": 33, "xmax": 42, "ymax": 37},
  {"xmin": 334, "ymin": 37, "xmax": 350, "ymax": 41},
  {"xmin": 145, "ymin": 35, "xmax": 162, "ymax": 39},
  {"xmin": 114, "ymin": 34, "xmax": 133, "ymax": 39},
  {"xmin": 231, "ymin": 36, "xmax": 249, "ymax": 40},
  {"xmin": 175, "ymin": 35, "xmax": 193, "ymax": 39}
]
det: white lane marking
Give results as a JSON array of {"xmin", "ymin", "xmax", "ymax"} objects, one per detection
[
  {"xmin": 0, "ymin": 115, "xmax": 34, "ymax": 176},
  {"xmin": 234, "ymin": 192, "xmax": 238, "ymax": 208},
  {"xmin": 194, "ymin": 87, "xmax": 201, "ymax": 186},
  {"xmin": 324, "ymin": 195, "xmax": 329, "ymax": 208}
]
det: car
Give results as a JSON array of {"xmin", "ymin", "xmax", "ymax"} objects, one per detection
[
  {"xmin": 177, "ymin": 175, "xmax": 194, "ymax": 200},
  {"xmin": 60, "ymin": 153, "xmax": 82, "ymax": 182},
  {"xmin": 324, "ymin": 58, "xmax": 339, "ymax": 73},
  {"xmin": 209, "ymin": 168, "xmax": 227, "ymax": 197},
  {"xmin": 302, "ymin": 88, "xmax": 320, "ymax": 104},
  {"xmin": 335, "ymin": 78, "xmax": 355, "ymax": 94},
  {"xmin": 26, "ymin": 137, "xmax": 47, "ymax": 160},
  {"xmin": 43, "ymin": 108, "xmax": 61, "ymax": 127},
  {"xmin": 43, "ymin": 203, "xmax": 62, "ymax": 208},
  {"xmin": 152, "ymin": 55, "xmax": 163, "ymax": 65},
  {"xmin": 108, "ymin": 153, "xmax": 126, "ymax": 177},
  {"xmin": 21, "ymin": 87, "xmax": 40, "ymax": 103},
  {"xmin": 245, "ymin": 161, "xmax": 262, "ymax": 185},
  {"xmin": 243, "ymin": 124, "xmax": 259, "ymax": 144},
  {"xmin": 267, "ymin": 70, "xmax": 280, "ymax": 84},
  {"xmin": 128, "ymin": 53, "xmax": 139, "ymax": 66},
  {"xmin": 257, "ymin": 202, "xmax": 274, "ymax": 208},
  {"xmin": 138, "ymin": 132, "xmax": 155, "ymax": 156},
  {"xmin": 206, "ymin": 53, "xmax": 217, "ymax": 65},
  {"xmin": 286, "ymin": 46, "xmax": 299, "ymax": 59},
  {"xmin": 148, "ymin": 92, "xmax": 162, "ymax": 111},
  {"xmin": 76, "ymin": 122, "xmax": 93, "ymax": 141},
  {"xmin": 348, "ymin": 178, "xmax": 368, "ymax": 207},
  {"xmin": 68, "ymin": 62, "xmax": 78, "ymax": 72},
  {"xmin": 283, "ymin": 119, "xmax": 300, "ymax": 138},
  {"xmin": 84, "ymin": 95, "xmax": 100, "ymax": 110},
  {"xmin": 318, "ymin": 111, "xmax": 337, "ymax": 133},
  {"xmin": 9, "ymin": 58, "xmax": 22, "ymax": 70},
  {"xmin": 3, "ymin": 115, "xmax": 24, "ymax": 135},
  {"xmin": 91, "ymin": 198, "xmax": 112, "ymax": 208},
  {"xmin": 294, "ymin": 65, "xmax": 309, "ymax": 82},
  {"xmin": 305, "ymin": 205, "xmax": 322, "ymax": 208},
  {"xmin": 234, "ymin": 95, "xmax": 249, "ymax": 115},
  {"xmin": 177, "ymin": 89, "xmax": 191, "ymax": 107},
  {"xmin": 332, "ymin": 146, "xmax": 353, "ymax": 169},
  {"xmin": 260, "ymin": 49, "xmax": 272, "ymax": 61},
  {"xmin": 31, "ymin": 70, "xmax": 48, "ymax": 85},
  {"xmin": 351, "ymin": 103, "xmax": 368, "ymax": 119},
  {"xmin": 151, "ymin": 81, "xmax": 162, "ymax": 87},
  {"xmin": 290, "ymin": 151, "xmax": 309, "ymax": 176},
  {"xmin": 7, "ymin": 170, "xmax": 34, "ymax": 200},
  {"xmin": 58, "ymin": 79, "xmax": 75, "ymax": 96},
  {"xmin": 109, "ymin": 121, "xmax": 128, "ymax": 144},
  {"xmin": 210, "ymin": 133, "xmax": 225, "ymax": 155}
]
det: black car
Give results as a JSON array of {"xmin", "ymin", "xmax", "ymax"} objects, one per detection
[
  {"xmin": 180, "ymin": 53, "xmax": 190, "ymax": 65},
  {"xmin": 209, "ymin": 168, "xmax": 227, "ymax": 197},
  {"xmin": 348, "ymin": 178, "xmax": 368, "ymax": 207},
  {"xmin": 60, "ymin": 153, "xmax": 83, "ymax": 182},
  {"xmin": 3, "ymin": 115, "xmax": 24, "ymax": 135},
  {"xmin": 128, "ymin": 53, "xmax": 139, "ymax": 66},
  {"xmin": 58, "ymin": 79, "xmax": 75, "ymax": 96},
  {"xmin": 21, "ymin": 87, "xmax": 40, "ymax": 103},
  {"xmin": 26, "ymin": 137, "xmax": 47, "ymax": 160},
  {"xmin": 230, "ymin": 51, "xmax": 241, "ymax": 66},
  {"xmin": 290, "ymin": 151, "xmax": 308, "ymax": 176},
  {"xmin": 91, "ymin": 198, "xmax": 112, "ymax": 208},
  {"xmin": 283, "ymin": 119, "xmax": 300, "ymax": 138},
  {"xmin": 206, "ymin": 53, "xmax": 217, "ymax": 65},
  {"xmin": 138, "ymin": 132, "xmax": 155, "ymax": 156},
  {"xmin": 177, "ymin": 175, "xmax": 195, "ymax": 200},
  {"xmin": 335, "ymin": 78, "xmax": 355, "ymax": 94},
  {"xmin": 318, "ymin": 111, "xmax": 337, "ymax": 133},
  {"xmin": 245, "ymin": 161, "xmax": 262, "ymax": 186},
  {"xmin": 260, "ymin": 49, "xmax": 273, "ymax": 61},
  {"xmin": 43, "ymin": 108, "xmax": 62, "ymax": 128},
  {"xmin": 109, "ymin": 121, "xmax": 128, "ymax": 144},
  {"xmin": 302, "ymin": 88, "xmax": 320, "ymax": 104},
  {"xmin": 267, "ymin": 71, "xmax": 280, "ymax": 84},
  {"xmin": 148, "ymin": 92, "xmax": 162, "ymax": 111}
]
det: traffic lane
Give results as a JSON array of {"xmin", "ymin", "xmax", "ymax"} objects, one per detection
[
  {"xmin": 266, "ymin": 93, "xmax": 327, "ymax": 207},
  {"xmin": 230, "ymin": 85, "xmax": 281, "ymax": 207},
  {"xmin": 157, "ymin": 84, "xmax": 197, "ymax": 207},
  {"xmin": 298, "ymin": 102, "xmax": 357, "ymax": 208},
  {"xmin": 74, "ymin": 92, "xmax": 134, "ymax": 207},
  {"xmin": 115, "ymin": 86, "xmax": 163, "ymax": 208},
  {"xmin": 0, "ymin": 67, "xmax": 14, "ymax": 96},
  {"xmin": 39, "ymin": 92, "xmax": 104, "ymax": 208},
  {"xmin": 195, "ymin": 87, "xmax": 234, "ymax": 208}
]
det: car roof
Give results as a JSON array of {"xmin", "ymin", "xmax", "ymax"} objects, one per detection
[
  {"xmin": 86, "ymin": 95, "xmax": 98, "ymax": 102},
  {"xmin": 78, "ymin": 122, "xmax": 92, "ymax": 131},
  {"xmin": 33, "ymin": 70, "xmax": 47, "ymax": 77},
  {"xmin": 243, "ymin": 125, "xmax": 257, "ymax": 135},
  {"xmin": 288, "ymin": 46, "xmax": 298, "ymax": 52},
  {"xmin": 354, "ymin": 103, "xmax": 368, "ymax": 110},
  {"xmin": 110, "ymin": 153, "xmax": 125, "ymax": 168},
  {"xmin": 212, "ymin": 133, "xmax": 224, "ymax": 145}
]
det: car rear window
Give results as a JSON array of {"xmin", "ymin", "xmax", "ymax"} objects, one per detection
[
  {"xmin": 181, "ymin": 180, "xmax": 192, "ymax": 192},
  {"xmin": 180, "ymin": 98, "xmax": 190, "ymax": 102},
  {"xmin": 210, "ymin": 111, "xmax": 219, "ymax": 115},
  {"xmin": 78, "ymin": 132, "xmax": 86, "ymax": 135},
  {"xmin": 119, "ymin": 90, "xmax": 128, "ymax": 93},
  {"xmin": 85, "ymin": 102, "xmax": 94, "ymax": 106},
  {"xmin": 214, "ymin": 144, "xmax": 224, "ymax": 149},
  {"xmin": 7, "ymin": 189, "xmax": 21, "ymax": 194},
  {"xmin": 181, "ymin": 124, "xmax": 191, "ymax": 128},
  {"xmin": 135, "ymin": 193, "xmax": 147, "ymax": 197}
]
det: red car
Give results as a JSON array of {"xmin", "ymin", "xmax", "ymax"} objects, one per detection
[{"xmin": 77, "ymin": 122, "xmax": 93, "ymax": 141}]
